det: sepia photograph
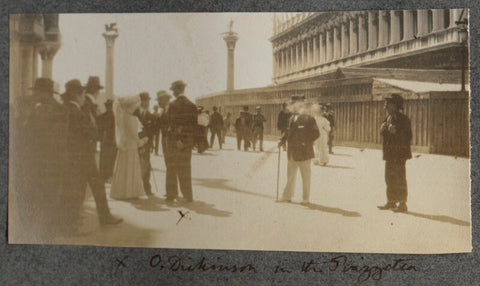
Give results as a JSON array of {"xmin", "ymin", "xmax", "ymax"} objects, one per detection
[{"xmin": 8, "ymin": 10, "xmax": 471, "ymax": 254}]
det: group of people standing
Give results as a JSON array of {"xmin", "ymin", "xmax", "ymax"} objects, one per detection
[
  {"xmin": 107, "ymin": 80, "xmax": 197, "ymax": 204},
  {"xmin": 14, "ymin": 76, "xmax": 199, "ymax": 240},
  {"xmin": 235, "ymin": 105, "xmax": 267, "ymax": 152},
  {"xmin": 277, "ymin": 94, "xmax": 412, "ymax": 213}
]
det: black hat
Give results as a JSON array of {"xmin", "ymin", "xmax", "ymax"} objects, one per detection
[
  {"xmin": 170, "ymin": 80, "xmax": 187, "ymax": 91},
  {"xmin": 64, "ymin": 79, "xmax": 85, "ymax": 94},
  {"xmin": 385, "ymin": 93, "xmax": 404, "ymax": 109},
  {"xmin": 243, "ymin": 106, "xmax": 249, "ymax": 111},
  {"xmin": 139, "ymin": 92, "xmax": 151, "ymax": 101},
  {"xmin": 85, "ymin": 76, "xmax": 104, "ymax": 91},
  {"xmin": 29, "ymin": 78, "xmax": 58, "ymax": 94},
  {"xmin": 291, "ymin": 95, "xmax": 306, "ymax": 102},
  {"xmin": 104, "ymin": 99, "xmax": 114, "ymax": 107}
]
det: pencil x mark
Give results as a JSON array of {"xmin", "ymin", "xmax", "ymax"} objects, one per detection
[
  {"xmin": 116, "ymin": 256, "xmax": 128, "ymax": 268},
  {"xmin": 177, "ymin": 210, "xmax": 190, "ymax": 225}
]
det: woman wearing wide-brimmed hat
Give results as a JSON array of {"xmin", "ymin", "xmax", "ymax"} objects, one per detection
[{"xmin": 110, "ymin": 94, "xmax": 149, "ymax": 200}]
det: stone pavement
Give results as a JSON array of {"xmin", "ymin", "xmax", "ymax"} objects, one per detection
[{"xmin": 55, "ymin": 137, "xmax": 471, "ymax": 254}]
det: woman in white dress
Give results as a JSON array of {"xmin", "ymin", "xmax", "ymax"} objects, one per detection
[
  {"xmin": 110, "ymin": 95, "xmax": 148, "ymax": 199},
  {"xmin": 312, "ymin": 104, "xmax": 331, "ymax": 166}
]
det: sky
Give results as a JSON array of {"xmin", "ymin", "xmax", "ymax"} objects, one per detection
[{"xmin": 52, "ymin": 13, "xmax": 274, "ymax": 100}]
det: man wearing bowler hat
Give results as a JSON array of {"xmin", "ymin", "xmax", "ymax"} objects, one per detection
[
  {"xmin": 63, "ymin": 79, "xmax": 122, "ymax": 226},
  {"xmin": 18, "ymin": 78, "xmax": 68, "ymax": 240},
  {"xmin": 165, "ymin": 80, "xmax": 197, "ymax": 202},
  {"xmin": 378, "ymin": 93, "xmax": 412, "ymax": 213},
  {"xmin": 135, "ymin": 92, "xmax": 156, "ymax": 196},
  {"xmin": 278, "ymin": 95, "xmax": 319, "ymax": 205}
]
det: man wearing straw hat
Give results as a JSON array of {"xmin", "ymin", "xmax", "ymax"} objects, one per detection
[{"xmin": 165, "ymin": 80, "xmax": 197, "ymax": 203}]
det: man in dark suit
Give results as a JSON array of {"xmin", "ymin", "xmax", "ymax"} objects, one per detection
[
  {"xmin": 97, "ymin": 99, "xmax": 117, "ymax": 180},
  {"xmin": 278, "ymin": 95, "xmax": 320, "ymax": 205},
  {"xmin": 165, "ymin": 80, "xmax": 198, "ymax": 202},
  {"xmin": 378, "ymin": 94, "xmax": 412, "ymax": 213},
  {"xmin": 19, "ymin": 78, "xmax": 68, "ymax": 241},
  {"xmin": 209, "ymin": 106, "xmax": 224, "ymax": 149},
  {"xmin": 242, "ymin": 105, "xmax": 253, "ymax": 149},
  {"xmin": 136, "ymin": 92, "xmax": 156, "ymax": 196},
  {"xmin": 252, "ymin": 106, "xmax": 267, "ymax": 152},
  {"xmin": 277, "ymin": 102, "xmax": 291, "ymax": 151},
  {"xmin": 66, "ymin": 78, "xmax": 122, "ymax": 226}
]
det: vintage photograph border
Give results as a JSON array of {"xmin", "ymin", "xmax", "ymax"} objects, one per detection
[{"xmin": 1, "ymin": 0, "xmax": 478, "ymax": 285}]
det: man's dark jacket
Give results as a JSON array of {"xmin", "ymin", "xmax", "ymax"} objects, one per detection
[
  {"xmin": 282, "ymin": 114, "xmax": 320, "ymax": 162},
  {"xmin": 381, "ymin": 112, "xmax": 412, "ymax": 162}
]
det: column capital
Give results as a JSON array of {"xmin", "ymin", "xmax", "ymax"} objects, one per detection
[{"xmin": 38, "ymin": 41, "xmax": 60, "ymax": 61}]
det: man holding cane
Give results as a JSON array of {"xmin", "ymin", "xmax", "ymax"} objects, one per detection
[{"xmin": 278, "ymin": 96, "xmax": 319, "ymax": 205}]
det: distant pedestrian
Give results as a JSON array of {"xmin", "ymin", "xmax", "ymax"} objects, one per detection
[
  {"xmin": 278, "ymin": 96, "xmax": 319, "ymax": 205},
  {"xmin": 312, "ymin": 104, "xmax": 331, "ymax": 166},
  {"xmin": 252, "ymin": 106, "xmax": 266, "ymax": 151},
  {"xmin": 235, "ymin": 110, "xmax": 251, "ymax": 151},
  {"xmin": 243, "ymin": 106, "xmax": 253, "ymax": 148},
  {"xmin": 196, "ymin": 106, "xmax": 210, "ymax": 153},
  {"xmin": 209, "ymin": 106, "xmax": 224, "ymax": 149},
  {"xmin": 221, "ymin": 112, "xmax": 232, "ymax": 144},
  {"xmin": 325, "ymin": 103, "xmax": 335, "ymax": 154},
  {"xmin": 377, "ymin": 94, "xmax": 412, "ymax": 213},
  {"xmin": 277, "ymin": 102, "xmax": 291, "ymax": 151}
]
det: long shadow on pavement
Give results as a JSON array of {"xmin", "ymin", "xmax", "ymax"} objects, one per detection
[
  {"xmin": 330, "ymin": 153, "xmax": 353, "ymax": 157},
  {"xmin": 193, "ymin": 177, "xmax": 275, "ymax": 200},
  {"xmin": 292, "ymin": 202, "xmax": 361, "ymax": 217},
  {"xmin": 127, "ymin": 196, "xmax": 170, "ymax": 212},
  {"xmin": 323, "ymin": 164, "xmax": 353, "ymax": 169},
  {"xmin": 400, "ymin": 211, "xmax": 470, "ymax": 226},
  {"xmin": 178, "ymin": 200, "xmax": 232, "ymax": 217}
]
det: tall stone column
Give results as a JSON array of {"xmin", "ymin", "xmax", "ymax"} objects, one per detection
[
  {"xmin": 378, "ymin": 11, "xmax": 388, "ymax": 47},
  {"xmin": 295, "ymin": 42, "xmax": 299, "ymax": 70},
  {"xmin": 390, "ymin": 11, "xmax": 401, "ymax": 43},
  {"xmin": 432, "ymin": 9, "xmax": 445, "ymax": 31},
  {"xmin": 341, "ymin": 22, "xmax": 349, "ymax": 57},
  {"xmin": 273, "ymin": 51, "xmax": 278, "ymax": 77},
  {"xmin": 368, "ymin": 11, "xmax": 378, "ymax": 50},
  {"xmin": 300, "ymin": 40, "xmax": 305, "ymax": 69},
  {"xmin": 222, "ymin": 20, "xmax": 239, "ymax": 91},
  {"xmin": 349, "ymin": 18, "xmax": 358, "ymax": 55},
  {"xmin": 290, "ymin": 45, "xmax": 294, "ymax": 72},
  {"xmin": 333, "ymin": 26, "xmax": 340, "ymax": 59},
  {"xmin": 103, "ymin": 24, "xmax": 119, "ymax": 99},
  {"xmin": 319, "ymin": 32, "xmax": 325, "ymax": 63},
  {"xmin": 325, "ymin": 29, "xmax": 331, "ymax": 61},
  {"xmin": 358, "ymin": 14, "xmax": 368, "ymax": 52},
  {"xmin": 313, "ymin": 35, "xmax": 317, "ymax": 64},
  {"xmin": 403, "ymin": 10, "xmax": 415, "ymax": 40},
  {"xmin": 417, "ymin": 10, "xmax": 429, "ymax": 36},
  {"xmin": 305, "ymin": 38, "xmax": 310, "ymax": 67},
  {"xmin": 450, "ymin": 9, "xmax": 461, "ymax": 27}
]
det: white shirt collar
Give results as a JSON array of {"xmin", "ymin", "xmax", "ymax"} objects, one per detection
[{"xmin": 69, "ymin": 101, "xmax": 81, "ymax": 109}]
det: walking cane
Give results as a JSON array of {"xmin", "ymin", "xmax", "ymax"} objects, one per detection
[{"xmin": 276, "ymin": 144, "xmax": 281, "ymax": 201}]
